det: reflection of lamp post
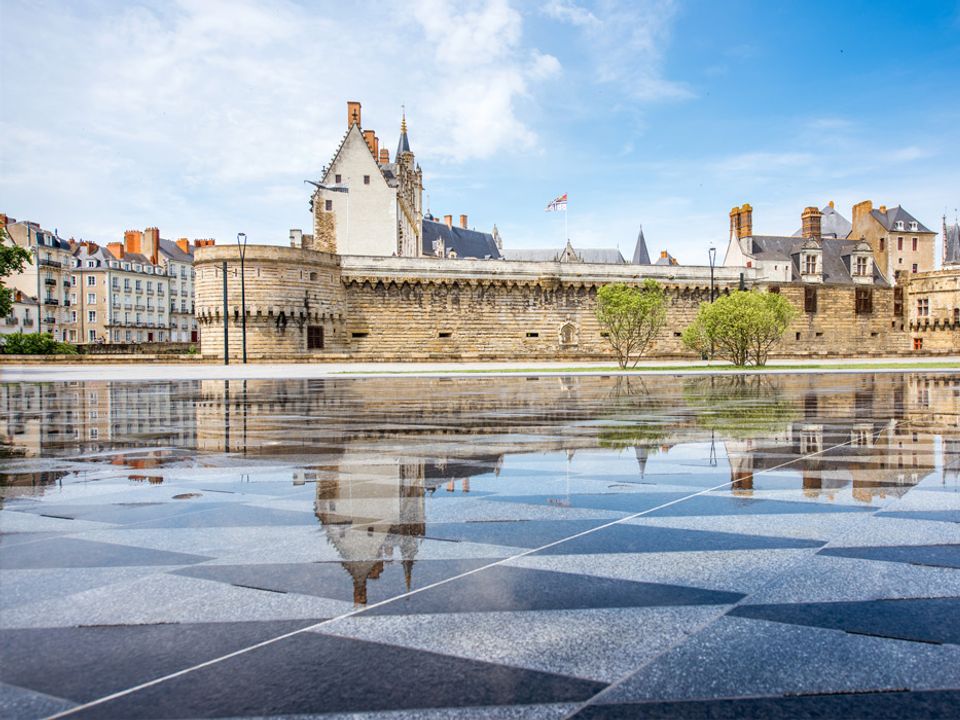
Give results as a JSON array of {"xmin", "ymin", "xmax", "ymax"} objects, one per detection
[
  {"xmin": 222, "ymin": 261, "xmax": 228, "ymax": 365},
  {"xmin": 237, "ymin": 232, "xmax": 247, "ymax": 364}
]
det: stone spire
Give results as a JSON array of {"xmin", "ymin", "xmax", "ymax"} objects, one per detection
[
  {"xmin": 632, "ymin": 226, "xmax": 651, "ymax": 265},
  {"xmin": 397, "ymin": 106, "xmax": 411, "ymax": 157}
]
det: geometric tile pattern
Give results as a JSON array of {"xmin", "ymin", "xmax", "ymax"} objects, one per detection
[{"xmin": 1, "ymin": 371, "xmax": 959, "ymax": 718}]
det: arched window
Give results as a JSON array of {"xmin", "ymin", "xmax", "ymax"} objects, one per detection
[{"xmin": 560, "ymin": 322, "xmax": 576, "ymax": 345}]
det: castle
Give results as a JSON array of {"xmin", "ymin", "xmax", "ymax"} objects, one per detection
[{"xmin": 193, "ymin": 101, "xmax": 958, "ymax": 361}]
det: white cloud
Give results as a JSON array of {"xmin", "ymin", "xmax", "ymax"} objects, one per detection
[
  {"xmin": 542, "ymin": 0, "xmax": 601, "ymax": 27},
  {"xmin": 0, "ymin": 0, "xmax": 559, "ymax": 243},
  {"xmin": 544, "ymin": 0, "xmax": 691, "ymax": 101}
]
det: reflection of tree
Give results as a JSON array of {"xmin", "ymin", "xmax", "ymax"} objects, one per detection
[{"xmin": 683, "ymin": 375, "xmax": 799, "ymax": 439}]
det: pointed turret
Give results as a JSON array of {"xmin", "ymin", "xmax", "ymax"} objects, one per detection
[
  {"xmin": 632, "ymin": 226, "xmax": 651, "ymax": 265},
  {"xmin": 397, "ymin": 107, "xmax": 411, "ymax": 157}
]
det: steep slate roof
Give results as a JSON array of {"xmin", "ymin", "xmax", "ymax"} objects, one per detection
[
  {"xmin": 745, "ymin": 235, "xmax": 889, "ymax": 285},
  {"xmin": 871, "ymin": 205, "xmax": 933, "ymax": 233},
  {"xmin": 791, "ymin": 205, "xmax": 852, "ymax": 239},
  {"xmin": 654, "ymin": 251, "xmax": 678, "ymax": 266},
  {"xmin": 499, "ymin": 246, "xmax": 625, "ymax": 263},
  {"xmin": 421, "ymin": 219, "xmax": 501, "ymax": 259},
  {"xmin": 158, "ymin": 238, "xmax": 194, "ymax": 263},
  {"xmin": 944, "ymin": 221, "xmax": 960, "ymax": 265},
  {"xmin": 632, "ymin": 227, "xmax": 651, "ymax": 264}
]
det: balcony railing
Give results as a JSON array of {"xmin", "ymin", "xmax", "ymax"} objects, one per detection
[
  {"xmin": 44, "ymin": 278, "xmax": 57, "ymax": 286},
  {"xmin": 38, "ymin": 258, "xmax": 62, "ymax": 268},
  {"xmin": 43, "ymin": 316, "xmax": 56, "ymax": 324},
  {"xmin": 5, "ymin": 317, "xmax": 18, "ymax": 326},
  {"xmin": 62, "ymin": 280, "xmax": 72, "ymax": 288},
  {"xmin": 22, "ymin": 319, "xmax": 34, "ymax": 327},
  {"xmin": 43, "ymin": 298, "xmax": 59, "ymax": 306},
  {"xmin": 63, "ymin": 300, "xmax": 71, "ymax": 307}
]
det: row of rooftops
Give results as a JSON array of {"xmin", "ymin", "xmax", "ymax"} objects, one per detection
[{"xmin": 2, "ymin": 215, "xmax": 211, "ymax": 273}]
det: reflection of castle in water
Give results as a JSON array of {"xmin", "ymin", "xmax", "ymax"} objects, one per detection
[{"xmin": 307, "ymin": 453, "xmax": 502, "ymax": 605}]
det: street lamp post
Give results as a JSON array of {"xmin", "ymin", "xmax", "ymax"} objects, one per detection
[
  {"xmin": 708, "ymin": 245, "xmax": 717, "ymax": 302},
  {"xmin": 237, "ymin": 232, "xmax": 247, "ymax": 364}
]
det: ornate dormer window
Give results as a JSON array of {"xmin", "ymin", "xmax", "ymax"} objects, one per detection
[
  {"xmin": 849, "ymin": 240, "xmax": 874, "ymax": 284},
  {"xmin": 896, "ymin": 220, "xmax": 905, "ymax": 230},
  {"xmin": 798, "ymin": 239, "xmax": 822, "ymax": 283},
  {"xmin": 910, "ymin": 221, "xmax": 918, "ymax": 231}
]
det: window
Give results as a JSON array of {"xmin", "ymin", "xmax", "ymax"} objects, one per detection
[
  {"xmin": 135, "ymin": 280, "xmax": 142, "ymax": 291},
  {"xmin": 917, "ymin": 298, "xmax": 929, "ymax": 317},
  {"xmin": 879, "ymin": 238, "xmax": 885, "ymax": 251},
  {"xmin": 896, "ymin": 221, "xmax": 904, "ymax": 230},
  {"xmin": 526, "ymin": 331, "xmax": 539, "ymax": 338},
  {"xmin": 804, "ymin": 287, "xmax": 817, "ymax": 313},
  {"xmin": 438, "ymin": 331, "xmax": 452, "ymax": 338},
  {"xmin": 912, "ymin": 237, "xmax": 918, "ymax": 252},
  {"xmin": 912, "ymin": 263, "xmax": 918, "ymax": 273},
  {"xmin": 893, "ymin": 287, "xmax": 904, "ymax": 316},
  {"xmin": 803, "ymin": 254, "xmax": 817, "ymax": 274},
  {"xmin": 87, "ymin": 292, "xmax": 96, "ymax": 305},
  {"xmin": 324, "ymin": 199, "xmax": 333, "ymax": 212},
  {"xmin": 363, "ymin": 175, "xmax": 370, "ymax": 185},
  {"xmin": 897, "ymin": 237, "xmax": 903, "ymax": 251},
  {"xmin": 88, "ymin": 329, "xmax": 96, "ymax": 342},
  {"xmin": 910, "ymin": 222, "xmax": 918, "ymax": 231},
  {"xmin": 855, "ymin": 256, "xmax": 868, "ymax": 275},
  {"xmin": 914, "ymin": 337, "xmax": 923, "ymax": 351},
  {"xmin": 71, "ymin": 311, "xmax": 77, "ymax": 323},
  {"xmin": 124, "ymin": 279, "xmax": 131, "ymax": 290},
  {"xmin": 855, "ymin": 288, "xmax": 873, "ymax": 315},
  {"xmin": 334, "ymin": 174, "xmax": 342, "ymax": 184},
  {"xmin": 86, "ymin": 275, "xmax": 96, "ymax": 286},
  {"xmin": 87, "ymin": 310, "xmax": 96, "ymax": 323},
  {"xmin": 309, "ymin": 272, "xmax": 318, "ymax": 281},
  {"xmin": 955, "ymin": 308, "xmax": 959, "ymax": 324},
  {"xmin": 125, "ymin": 330, "xmax": 132, "ymax": 342}
]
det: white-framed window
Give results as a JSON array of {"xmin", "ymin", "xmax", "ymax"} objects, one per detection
[
  {"xmin": 87, "ymin": 310, "xmax": 96, "ymax": 323},
  {"xmin": 803, "ymin": 254, "xmax": 817, "ymax": 274},
  {"xmin": 896, "ymin": 221, "xmax": 904, "ymax": 230},
  {"xmin": 88, "ymin": 329, "xmax": 96, "ymax": 341},
  {"xmin": 87, "ymin": 275, "xmax": 96, "ymax": 286},
  {"xmin": 917, "ymin": 298, "xmax": 929, "ymax": 317},
  {"xmin": 87, "ymin": 292, "xmax": 96, "ymax": 305},
  {"xmin": 910, "ymin": 222, "xmax": 918, "ymax": 231},
  {"xmin": 855, "ymin": 256, "xmax": 868, "ymax": 275},
  {"xmin": 71, "ymin": 311, "xmax": 77, "ymax": 322}
]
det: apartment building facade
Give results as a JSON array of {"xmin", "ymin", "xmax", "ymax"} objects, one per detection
[{"xmin": 3, "ymin": 217, "xmax": 76, "ymax": 341}]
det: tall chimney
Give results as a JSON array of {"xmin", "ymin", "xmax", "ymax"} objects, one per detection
[
  {"xmin": 729, "ymin": 207, "xmax": 741, "ymax": 240},
  {"xmin": 347, "ymin": 101, "xmax": 362, "ymax": 128},
  {"xmin": 738, "ymin": 204, "xmax": 753, "ymax": 239},
  {"xmin": 107, "ymin": 242, "xmax": 124, "ymax": 260},
  {"xmin": 362, "ymin": 130, "xmax": 377, "ymax": 156},
  {"xmin": 379, "ymin": 148, "xmax": 389, "ymax": 164},
  {"xmin": 124, "ymin": 229, "xmax": 143, "ymax": 255},
  {"xmin": 852, "ymin": 200, "xmax": 873, "ymax": 229},
  {"xmin": 459, "ymin": 214, "xmax": 468, "ymax": 229},
  {"xmin": 801, "ymin": 206, "xmax": 822, "ymax": 239},
  {"xmin": 143, "ymin": 227, "xmax": 160, "ymax": 265},
  {"xmin": 176, "ymin": 238, "xmax": 190, "ymax": 254},
  {"xmin": 444, "ymin": 214, "xmax": 453, "ymax": 229}
]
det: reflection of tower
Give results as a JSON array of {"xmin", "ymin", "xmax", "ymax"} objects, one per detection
[{"xmin": 314, "ymin": 457, "xmax": 427, "ymax": 606}]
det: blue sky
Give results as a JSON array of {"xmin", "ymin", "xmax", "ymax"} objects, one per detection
[{"xmin": 2, "ymin": 0, "xmax": 959, "ymax": 263}]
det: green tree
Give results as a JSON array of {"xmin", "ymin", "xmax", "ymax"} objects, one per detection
[
  {"xmin": 0, "ymin": 226, "xmax": 32, "ymax": 318},
  {"xmin": 682, "ymin": 290, "xmax": 797, "ymax": 367},
  {"xmin": 596, "ymin": 280, "xmax": 668, "ymax": 369}
]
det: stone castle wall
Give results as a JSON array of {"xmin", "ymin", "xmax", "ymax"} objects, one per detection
[
  {"xmin": 906, "ymin": 268, "xmax": 960, "ymax": 353},
  {"xmin": 195, "ymin": 244, "xmax": 914, "ymax": 361}
]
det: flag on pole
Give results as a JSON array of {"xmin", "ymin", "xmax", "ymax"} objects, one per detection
[{"xmin": 545, "ymin": 193, "xmax": 568, "ymax": 212}]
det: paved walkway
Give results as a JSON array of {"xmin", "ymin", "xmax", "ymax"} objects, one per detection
[{"xmin": 2, "ymin": 356, "xmax": 960, "ymax": 382}]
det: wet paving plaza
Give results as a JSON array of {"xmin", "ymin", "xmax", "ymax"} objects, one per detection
[{"xmin": 1, "ymin": 371, "xmax": 960, "ymax": 719}]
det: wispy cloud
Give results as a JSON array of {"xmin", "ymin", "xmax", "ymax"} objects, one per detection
[{"xmin": 542, "ymin": 0, "xmax": 692, "ymax": 101}]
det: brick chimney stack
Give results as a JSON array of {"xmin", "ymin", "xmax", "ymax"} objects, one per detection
[
  {"xmin": 107, "ymin": 242, "xmax": 124, "ymax": 260},
  {"xmin": 444, "ymin": 214, "xmax": 453, "ymax": 229},
  {"xmin": 379, "ymin": 148, "xmax": 389, "ymax": 164},
  {"xmin": 459, "ymin": 214, "xmax": 468, "ymax": 229},
  {"xmin": 801, "ymin": 206, "xmax": 823, "ymax": 239},
  {"xmin": 362, "ymin": 130, "xmax": 378, "ymax": 158},
  {"xmin": 347, "ymin": 101, "xmax": 361, "ymax": 128},
  {"xmin": 143, "ymin": 227, "xmax": 160, "ymax": 265},
  {"xmin": 730, "ymin": 207, "xmax": 741, "ymax": 240},
  {"xmin": 176, "ymin": 238, "xmax": 190, "ymax": 254},
  {"xmin": 124, "ymin": 229, "xmax": 143, "ymax": 255},
  {"xmin": 737, "ymin": 204, "xmax": 753, "ymax": 238}
]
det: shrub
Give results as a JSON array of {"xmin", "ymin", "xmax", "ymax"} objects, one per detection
[{"xmin": 2, "ymin": 332, "xmax": 78, "ymax": 355}]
